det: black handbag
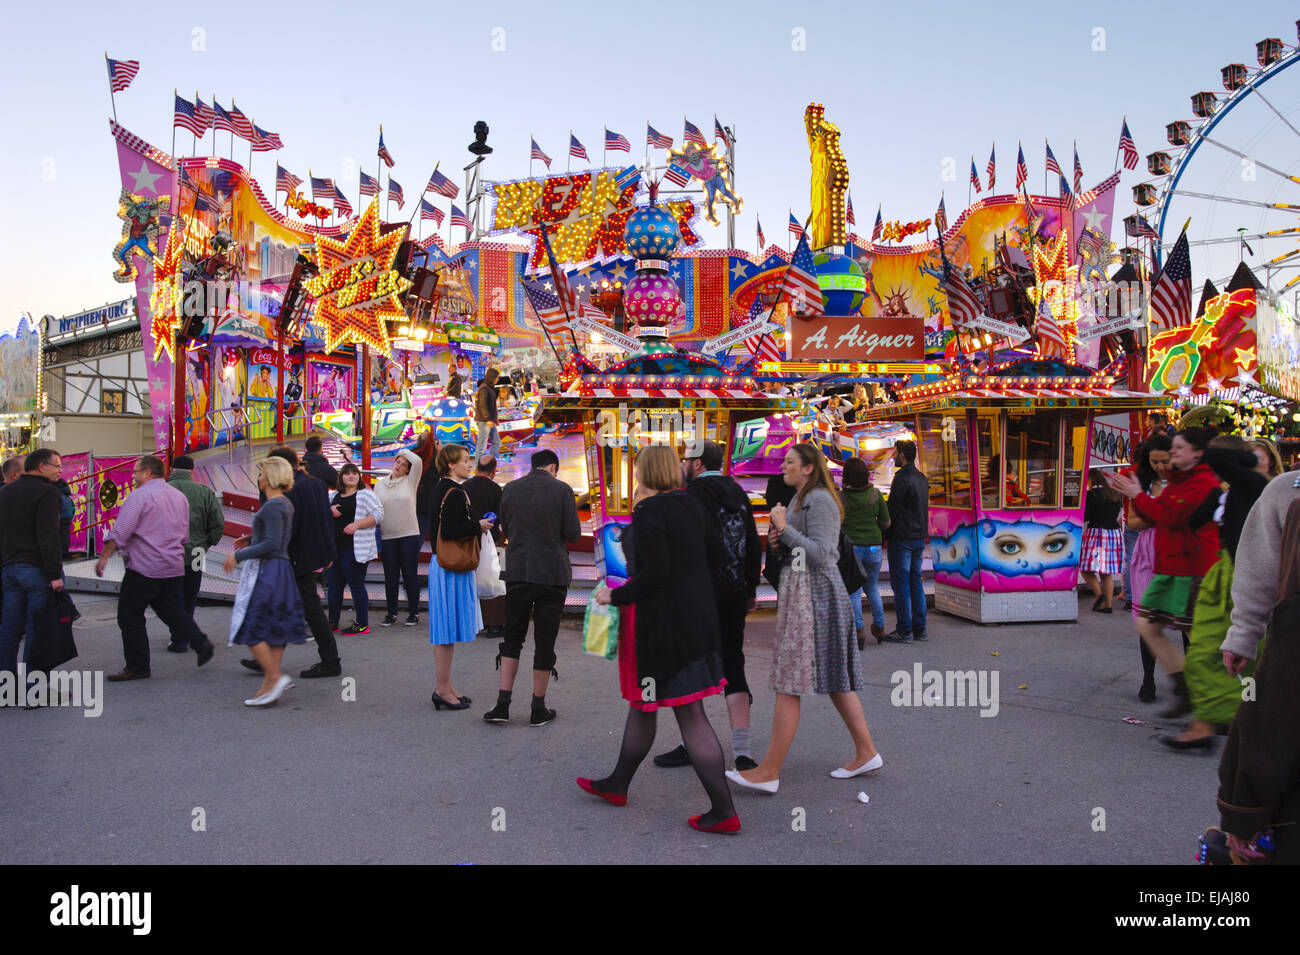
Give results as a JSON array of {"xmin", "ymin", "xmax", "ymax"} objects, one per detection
[
  {"xmin": 29, "ymin": 589, "xmax": 79, "ymax": 671},
  {"xmin": 763, "ymin": 543, "xmax": 788, "ymax": 589},
  {"xmin": 838, "ymin": 530, "xmax": 867, "ymax": 594}
]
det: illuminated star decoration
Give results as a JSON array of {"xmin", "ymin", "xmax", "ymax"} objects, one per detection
[
  {"xmin": 112, "ymin": 188, "xmax": 169, "ymax": 284},
  {"xmin": 1026, "ymin": 228, "xmax": 1079, "ymax": 360},
  {"xmin": 148, "ymin": 223, "xmax": 186, "ymax": 361},
  {"xmin": 304, "ymin": 199, "xmax": 412, "ymax": 354}
]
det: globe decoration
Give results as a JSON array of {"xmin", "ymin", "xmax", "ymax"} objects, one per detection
[
  {"xmin": 813, "ymin": 252, "xmax": 866, "ymax": 316},
  {"xmin": 623, "ymin": 205, "xmax": 681, "ymax": 261},
  {"xmin": 623, "ymin": 273, "xmax": 682, "ymax": 335}
]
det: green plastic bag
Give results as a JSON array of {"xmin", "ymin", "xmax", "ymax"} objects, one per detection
[{"xmin": 583, "ymin": 588, "xmax": 619, "ymax": 661}]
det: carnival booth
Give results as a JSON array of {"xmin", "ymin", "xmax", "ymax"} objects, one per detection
[{"xmin": 858, "ymin": 358, "xmax": 1172, "ymax": 623}]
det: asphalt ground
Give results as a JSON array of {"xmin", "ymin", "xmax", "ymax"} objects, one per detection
[{"xmin": 1, "ymin": 590, "xmax": 1223, "ymax": 866}]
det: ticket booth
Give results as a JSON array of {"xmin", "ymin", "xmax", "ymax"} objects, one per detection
[{"xmin": 858, "ymin": 359, "xmax": 1172, "ymax": 623}]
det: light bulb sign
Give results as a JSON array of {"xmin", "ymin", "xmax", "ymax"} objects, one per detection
[
  {"xmin": 788, "ymin": 315, "xmax": 925, "ymax": 362},
  {"xmin": 488, "ymin": 169, "xmax": 699, "ymax": 269}
]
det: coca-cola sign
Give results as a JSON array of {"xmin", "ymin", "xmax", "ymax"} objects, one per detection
[
  {"xmin": 789, "ymin": 315, "xmax": 924, "ymax": 361},
  {"xmin": 248, "ymin": 347, "xmax": 295, "ymax": 369}
]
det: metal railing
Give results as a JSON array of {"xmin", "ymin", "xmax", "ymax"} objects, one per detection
[{"xmin": 204, "ymin": 407, "xmax": 263, "ymax": 462}]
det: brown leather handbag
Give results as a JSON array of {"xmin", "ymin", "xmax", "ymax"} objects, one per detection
[{"xmin": 436, "ymin": 487, "xmax": 481, "ymax": 572}]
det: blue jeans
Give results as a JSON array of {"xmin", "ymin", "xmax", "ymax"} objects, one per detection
[
  {"xmin": 887, "ymin": 539, "xmax": 927, "ymax": 634},
  {"xmin": 850, "ymin": 544, "xmax": 885, "ymax": 631},
  {"xmin": 381, "ymin": 534, "xmax": 421, "ymax": 616},
  {"xmin": 1, "ymin": 563, "xmax": 52, "ymax": 678},
  {"xmin": 1122, "ymin": 526, "xmax": 1140, "ymax": 600},
  {"xmin": 475, "ymin": 421, "xmax": 500, "ymax": 459},
  {"xmin": 328, "ymin": 544, "xmax": 370, "ymax": 626}
]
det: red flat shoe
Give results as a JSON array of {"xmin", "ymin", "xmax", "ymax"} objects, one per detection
[
  {"xmin": 689, "ymin": 814, "xmax": 741, "ymax": 834},
  {"xmin": 576, "ymin": 777, "xmax": 627, "ymax": 807}
]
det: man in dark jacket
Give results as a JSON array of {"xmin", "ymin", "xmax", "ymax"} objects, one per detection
[
  {"xmin": 241, "ymin": 446, "xmax": 340, "ymax": 678},
  {"xmin": 165, "ymin": 456, "xmax": 225, "ymax": 653},
  {"xmin": 464, "ymin": 455, "xmax": 505, "ymax": 639},
  {"xmin": 486, "ymin": 449, "xmax": 580, "ymax": 726},
  {"xmin": 0, "ymin": 448, "xmax": 66, "ymax": 687},
  {"xmin": 302, "ymin": 435, "xmax": 338, "ymax": 490},
  {"xmin": 653, "ymin": 439, "xmax": 762, "ymax": 771},
  {"xmin": 883, "ymin": 439, "xmax": 929, "ymax": 643},
  {"xmin": 474, "ymin": 368, "xmax": 501, "ymax": 459}
]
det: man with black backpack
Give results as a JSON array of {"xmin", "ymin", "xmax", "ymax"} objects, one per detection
[{"xmin": 653, "ymin": 439, "xmax": 762, "ymax": 771}]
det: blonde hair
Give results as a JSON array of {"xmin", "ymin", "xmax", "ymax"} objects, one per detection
[
  {"xmin": 634, "ymin": 444, "xmax": 684, "ymax": 492},
  {"xmin": 790, "ymin": 442, "xmax": 844, "ymax": 519},
  {"xmin": 435, "ymin": 443, "xmax": 468, "ymax": 477},
  {"xmin": 1250, "ymin": 438, "xmax": 1284, "ymax": 479},
  {"xmin": 259, "ymin": 456, "xmax": 294, "ymax": 492}
]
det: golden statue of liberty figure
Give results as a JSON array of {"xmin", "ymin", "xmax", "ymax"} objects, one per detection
[{"xmin": 805, "ymin": 103, "xmax": 849, "ymax": 250}]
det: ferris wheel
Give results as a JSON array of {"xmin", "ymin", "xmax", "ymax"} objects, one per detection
[{"xmin": 1141, "ymin": 21, "xmax": 1300, "ymax": 296}]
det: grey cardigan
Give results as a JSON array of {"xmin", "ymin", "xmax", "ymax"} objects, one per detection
[
  {"xmin": 236, "ymin": 496, "xmax": 294, "ymax": 563},
  {"xmin": 778, "ymin": 486, "xmax": 841, "ymax": 572}
]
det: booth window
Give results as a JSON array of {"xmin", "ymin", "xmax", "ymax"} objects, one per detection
[
  {"xmin": 917, "ymin": 413, "xmax": 971, "ymax": 508},
  {"xmin": 1005, "ymin": 413, "xmax": 1059, "ymax": 508},
  {"xmin": 977, "ymin": 412, "xmax": 1000, "ymax": 509},
  {"xmin": 1060, "ymin": 410, "xmax": 1088, "ymax": 509}
]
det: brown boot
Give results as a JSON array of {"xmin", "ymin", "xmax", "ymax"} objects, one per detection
[
  {"xmin": 856, "ymin": 627, "xmax": 868, "ymax": 651},
  {"xmin": 871, "ymin": 623, "xmax": 886, "ymax": 644}
]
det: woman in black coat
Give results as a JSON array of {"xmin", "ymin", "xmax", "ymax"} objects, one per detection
[{"xmin": 582, "ymin": 445, "xmax": 739, "ymax": 834}]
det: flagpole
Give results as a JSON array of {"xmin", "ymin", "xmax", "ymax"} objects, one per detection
[
  {"xmin": 967, "ymin": 156, "xmax": 972, "ymax": 208},
  {"xmin": 530, "ymin": 132, "xmax": 534, "ymax": 178},
  {"xmin": 192, "ymin": 91, "xmax": 199, "ymax": 156},
  {"xmin": 1114, "ymin": 117, "xmax": 1123, "ymax": 174},
  {"xmin": 567, "ymin": 130, "xmax": 572, "ymax": 174},
  {"xmin": 105, "ymin": 54, "xmax": 117, "ymax": 123},
  {"xmin": 248, "ymin": 119, "xmax": 254, "ymax": 172},
  {"xmin": 754, "ymin": 211, "xmax": 816, "ymax": 364},
  {"xmin": 602, "ymin": 128, "xmax": 606, "ymax": 168},
  {"xmin": 408, "ymin": 162, "xmax": 439, "ymax": 228},
  {"xmin": 171, "ymin": 89, "xmax": 178, "ymax": 166},
  {"xmin": 210, "ymin": 94, "xmax": 217, "ymax": 156}
]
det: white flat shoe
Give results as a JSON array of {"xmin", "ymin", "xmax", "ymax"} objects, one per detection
[
  {"xmin": 725, "ymin": 769, "xmax": 779, "ymax": 794},
  {"xmin": 243, "ymin": 692, "xmax": 275, "ymax": 707},
  {"xmin": 261, "ymin": 674, "xmax": 293, "ymax": 705},
  {"xmin": 830, "ymin": 754, "xmax": 883, "ymax": 778}
]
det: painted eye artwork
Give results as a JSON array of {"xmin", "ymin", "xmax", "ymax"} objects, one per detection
[
  {"xmin": 977, "ymin": 519, "xmax": 1080, "ymax": 577},
  {"xmin": 930, "ymin": 525, "xmax": 978, "ymax": 580}
]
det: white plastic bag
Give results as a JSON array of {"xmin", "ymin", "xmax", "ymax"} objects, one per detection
[{"xmin": 476, "ymin": 531, "xmax": 506, "ymax": 598}]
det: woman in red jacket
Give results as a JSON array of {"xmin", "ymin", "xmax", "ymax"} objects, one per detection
[{"xmin": 1109, "ymin": 427, "xmax": 1221, "ymax": 717}]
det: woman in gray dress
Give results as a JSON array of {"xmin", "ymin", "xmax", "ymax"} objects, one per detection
[
  {"xmin": 224, "ymin": 456, "xmax": 306, "ymax": 707},
  {"xmin": 728, "ymin": 443, "xmax": 882, "ymax": 793}
]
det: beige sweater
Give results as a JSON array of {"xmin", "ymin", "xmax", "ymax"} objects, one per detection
[
  {"xmin": 1221, "ymin": 469, "xmax": 1300, "ymax": 660},
  {"xmin": 375, "ymin": 449, "xmax": 423, "ymax": 540}
]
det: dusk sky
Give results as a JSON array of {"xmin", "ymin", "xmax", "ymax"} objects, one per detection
[{"xmin": 4, "ymin": 0, "xmax": 1298, "ymax": 330}]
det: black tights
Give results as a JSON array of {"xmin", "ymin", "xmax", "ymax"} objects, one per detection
[
  {"xmin": 1139, "ymin": 632, "xmax": 1190, "ymax": 685},
  {"xmin": 594, "ymin": 701, "xmax": 736, "ymax": 827}
]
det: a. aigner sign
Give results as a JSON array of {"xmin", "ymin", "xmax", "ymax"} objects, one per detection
[{"xmin": 788, "ymin": 314, "xmax": 925, "ymax": 362}]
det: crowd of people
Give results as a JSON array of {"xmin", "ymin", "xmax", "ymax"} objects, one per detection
[{"xmin": 1, "ymin": 411, "xmax": 1297, "ymax": 853}]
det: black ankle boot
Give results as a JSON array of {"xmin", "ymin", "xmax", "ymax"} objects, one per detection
[
  {"xmin": 530, "ymin": 694, "xmax": 556, "ymax": 727},
  {"xmin": 483, "ymin": 690, "xmax": 511, "ymax": 723}
]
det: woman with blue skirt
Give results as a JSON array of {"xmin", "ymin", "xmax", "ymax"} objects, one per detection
[{"xmin": 427, "ymin": 443, "xmax": 491, "ymax": 710}]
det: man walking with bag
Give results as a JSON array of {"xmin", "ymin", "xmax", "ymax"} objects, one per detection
[
  {"xmin": 653, "ymin": 439, "xmax": 762, "ymax": 770},
  {"xmin": 484, "ymin": 449, "xmax": 580, "ymax": 726}
]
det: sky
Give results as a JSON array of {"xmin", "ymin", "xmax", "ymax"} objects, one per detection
[{"xmin": 4, "ymin": 0, "xmax": 1299, "ymax": 331}]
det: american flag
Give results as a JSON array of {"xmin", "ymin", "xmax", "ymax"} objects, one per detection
[
  {"xmin": 173, "ymin": 94, "xmax": 206, "ymax": 136},
  {"xmin": 227, "ymin": 103, "xmax": 256, "ymax": 141},
  {"xmin": 569, "ymin": 134, "xmax": 589, "ymax": 162},
  {"xmin": 311, "ymin": 176, "xmax": 335, "ymax": 203},
  {"xmin": 847, "ymin": 193, "xmax": 856, "ymax": 225},
  {"xmin": 683, "ymin": 119, "xmax": 706, "ymax": 146},
  {"xmin": 530, "ymin": 138, "xmax": 552, "ymax": 169},
  {"xmin": 756, "ymin": 217, "xmax": 766, "ymax": 248},
  {"xmin": 377, "ymin": 128, "xmax": 395, "ymax": 168},
  {"xmin": 1015, "ymin": 143, "xmax": 1028, "ymax": 189},
  {"xmin": 1077, "ymin": 228, "xmax": 1103, "ymax": 257},
  {"xmin": 943, "ymin": 269, "xmax": 983, "ymax": 328},
  {"xmin": 742, "ymin": 298, "xmax": 781, "ymax": 363},
  {"xmin": 1045, "ymin": 142, "xmax": 1061, "ymax": 176},
  {"xmin": 333, "ymin": 187, "xmax": 354, "ymax": 219},
  {"xmin": 1035, "ymin": 299, "xmax": 1070, "ymax": 359},
  {"xmin": 788, "ymin": 212, "xmax": 803, "ymax": 237},
  {"xmin": 107, "ymin": 58, "xmax": 139, "ymax": 93},
  {"xmin": 663, "ymin": 163, "xmax": 690, "ymax": 187},
  {"xmin": 1073, "ymin": 145, "xmax": 1084, "ymax": 194},
  {"xmin": 646, "ymin": 124, "xmax": 672, "ymax": 149},
  {"xmin": 604, "ymin": 128, "xmax": 630, "ymax": 153},
  {"xmin": 780, "ymin": 232, "xmax": 824, "ymax": 316},
  {"xmin": 194, "ymin": 95, "xmax": 215, "ymax": 130},
  {"xmin": 969, "ymin": 158, "xmax": 982, "ymax": 193},
  {"xmin": 1148, "ymin": 230, "xmax": 1193, "ymax": 331},
  {"xmin": 276, "ymin": 165, "xmax": 302, "ymax": 195},
  {"xmin": 427, "ymin": 168, "xmax": 459, "ymax": 199},
  {"xmin": 520, "ymin": 277, "xmax": 572, "ymax": 336},
  {"xmin": 1058, "ymin": 174, "xmax": 1072, "ymax": 206},
  {"xmin": 251, "ymin": 125, "xmax": 282, "ymax": 152},
  {"xmin": 935, "ymin": 196, "xmax": 948, "ymax": 233},
  {"xmin": 359, "ymin": 170, "xmax": 380, "ymax": 197},
  {"xmin": 450, "ymin": 204, "xmax": 471, "ymax": 232},
  {"xmin": 872, "ymin": 205, "xmax": 883, "ymax": 242},
  {"xmin": 211, "ymin": 101, "xmax": 237, "ymax": 134},
  {"xmin": 986, "ymin": 145, "xmax": 996, "ymax": 191},
  {"xmin": 420, "ymin": 199, "xmax": 444, "ymax": 225},
  {"xmin": 714, "ymin": 116, "xmax": 731, "ymax": 149},
  {"xmin": 1119, "ymin": 119, "xmax": 1139, "ymax": 171},
  {"xmin": 388, "ymin": 177, "xmax": 405, "ymax": 209}
]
